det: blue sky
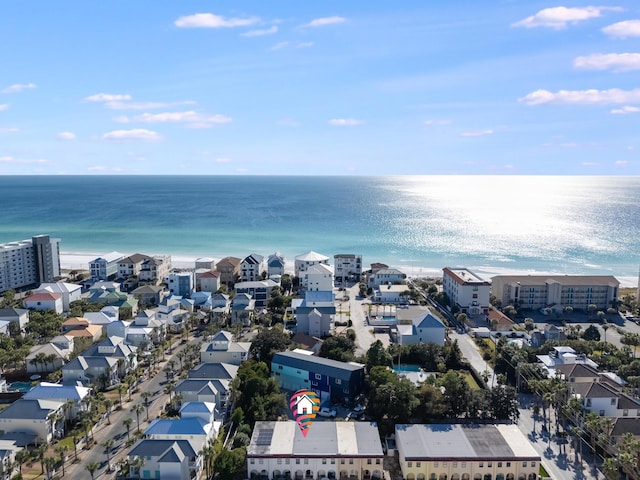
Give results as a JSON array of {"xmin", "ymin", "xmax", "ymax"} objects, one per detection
[{"xmin": 1, "ymin": 1, "xmax": 639, "ymax": 175}]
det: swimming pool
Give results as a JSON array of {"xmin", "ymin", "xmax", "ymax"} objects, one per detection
[
  {"xmin": 9, "ymin": 382, "xmax": 32, "ymax": 392},
  {"xmin": 393, "ymin": 364, "xmax": 421, "ymax": 373}
]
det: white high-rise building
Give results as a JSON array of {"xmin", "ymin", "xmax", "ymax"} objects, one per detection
[{"xmin": 0, "ymin": 235, "xmax": 61, "ymax": 293}]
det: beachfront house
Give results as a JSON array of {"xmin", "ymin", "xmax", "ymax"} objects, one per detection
[
  {"xmin": 216, "ymin": 256, "xmax": 241, "ymax": 288},
  {"xmin": 197, "ymin": 270, "xmax": 220, "ymax": 293},
  {"xmin": 368, "ymin": 268, "xmax": 406, "ymax": 288},
  {"xmin": 240, "ymin": 254, "xmax": 264, "ymax": 282},
  {"xmin": 305, "ymin": 263, "xmax": 334, "ymax": 292},
  {"xmin": 89, "ymin": 251, "xmax": 124, "ymax": 282},
  {"xmin": 167, "ymin": 271, "xmax": 194, "ymax": 297},
  {"xmin": 267, "ymin": 252, "xmax": 285, "ymax": 278},
  {"xmin": 294, "ymin": 251, "xmax": 329, "ymax": 289},
  {"xmin": 139, "ymin": 255, "xmax": 172, "ymax": 285},
  {"xmin": 334, "ymin": 253, "xmax": 363, "ymax": 286}
]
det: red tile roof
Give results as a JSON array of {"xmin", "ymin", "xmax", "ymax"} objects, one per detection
[{"xmin": 25, "ymin": 292, "xmax": 61, "ymax": 302}]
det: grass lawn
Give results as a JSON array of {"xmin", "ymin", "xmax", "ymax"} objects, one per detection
[{"xmin": 459, "ymin": 370, "xmax": 481, "ymax": 390}]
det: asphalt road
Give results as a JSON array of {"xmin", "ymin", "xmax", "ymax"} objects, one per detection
[{"xmin": 63, "ymin": 338, "xmax": 195, "ymax": 480}]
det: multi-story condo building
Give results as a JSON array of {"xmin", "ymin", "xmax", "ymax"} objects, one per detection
[
  {"xmin": 334, "ymin": 254, "xmax": 363, "ymax": 286},
  {"xmin": 240, "ymin": 254, "xmax": 264, "ymax": 282},
  {"xmin": 0, "ymin": 235, "xmax": 60, "ymax": 293},
  {"xmin": 89, "ymin": 251, "xmax": 124, "ymax": 282},
  {"xmin": 490, "ymin": 275, "xmax": 620, "ymax": 311},
  {"xmin": 247, "ymin": 421, "xmax": 384, "ymax": 480},
  {"xmin": 118, "ymin": 253, "xmax": 151, "ymax": 279},
  {"xmin": 395, "ymin": 424, "xmax": 540, "ymax": 480},
  {"xmin": 139, "ymin": 255, "xmax": 172, "ymax": 285},
  {"xmin": 443, "ymin": 268, "xmax": 491, "ymax": 316},
  {"xmin": 294, "ymin": 251, "xmax": 329, "ymax": 288}
]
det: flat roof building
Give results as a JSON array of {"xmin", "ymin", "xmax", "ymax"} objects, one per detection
[
  {"xmin": 0, "ymin": 235, "xmax": 60, "ymax": 293},
  {"xmin": 248, "ymin": 421, "xmax": 384, "ymax": 480},
  {"xmin": 396, "ymin": 424, "xmax": 540, "ymax": 480}
]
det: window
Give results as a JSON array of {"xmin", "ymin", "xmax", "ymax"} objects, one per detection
[
  {"xmin": 521, "ymin": 463, "xmax": 527, "ymax": 468},
  {"xmin": 304, "ymin": 459, "xmax": 308, "ymax": 465},
  {"xmin": 452, "ymin": 462, "xmax": 456, "ymax": 468},
  {"xmin": 336, "ymin": 379, "xmax": 342, "ymax": 385},
  {"xmin": 250, "ymin": 460, "xmax": 255, "ymax": 465},
  {"xmin": 376, "ymin": 459, "xmax": 381, "ymax": 465},
  {"xmin": 506, "ymin": 462, "xmax": 511, "ymax": 468},
  {"xmin": 323, "ymin": 459, "xmax": 327, "ymax": 465},
  {"xmin": 443, "ymin": 462, "xmax": 447, "ymax": 467},
  {"xmin": 624, "ymin": 410, "xmax": 629, "ymax": 416},
  {"xmin": 487, "ymin": 463, "xmax": 492, "ymax": 468},
  {"xmin": 367, "ymin": 459, "xmax": 372, "ymax": 465},
  {"xmin": 277, "ymin": 460, "xmax": 282, "ymax": 465},
  {"xmin": 530, "ymin": 462, "xmax": 536, "ymax": 468},
  {"xmin": 479, "ymin": 463, "xmax": 483, "ymax": 468},
  {"xmin": 473, "ymin": 294, "xmax": 478, "ymax": 299},
  {"xmin": 331, "ymin": 460, "xmax": 335, "ymax": 464},
  {"xmin": 259, "ymin": 460, "xmax": 264, "ymax": 465},
  {"xmin": 286, "ymin": 459, "xmax": 290, "ymax": 465},
  {"xmin": 341, "ymin": 460, "xmax": 345, "ymax": 465},
  {"xmin": 417, "ymin": 462, "xmax": 421, "ymax": 467},
  {"xmin": 278, "ymin": 365, "xmax": 283, "ymax": 370},
  {"xmin": 434, "ymin": 462, "xmax": 439, "ymax": 468},
  {"xmin": 349, "ymin": 459, "xmax": 354, "ymax": 465},
  {"xmin": 498, "ymin": 462, "xmax": 502, "ymax": 468},
  {"xmin": 296, "ymin": 459, "xmax": 300, "ymax": 465},
  {"xmin": 461, "ymin": 462, "xmax": 466, "ymax": 468},
  {"xmin": 315, "ymin": 373, "xmax": 322, "ymax": 380},
  {"xmin": 611, "ymin": 398, "xmax": 617, "ymax": 405},
  {"xmin": 408, "ymin": 462, "xmax": 412, "ymax": 468}
]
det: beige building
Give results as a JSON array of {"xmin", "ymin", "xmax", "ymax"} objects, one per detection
[
  {"xmin": 248, "ymin": 421, "xmax": 384, "ymax": 480},
  {"xmin": 490, "ymin": 275, "xmax": 619, "ymax": 311},
  {"xmin": 395, "ymin": 424, "xmax": 540, "ymax": 480}
]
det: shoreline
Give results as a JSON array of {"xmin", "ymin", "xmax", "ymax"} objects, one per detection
[{"xmin": 59, "ymin": 251, "xmax": 638, "ymax": 288}]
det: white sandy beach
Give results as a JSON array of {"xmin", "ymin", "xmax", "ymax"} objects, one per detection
[{"xmin": 59, "ymin": 251, "xmax": 637, "ymax": 288}]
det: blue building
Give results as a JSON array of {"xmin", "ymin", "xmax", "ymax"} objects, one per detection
[{"xmin": 271, "ymin": 350, "xmax": 365, "ymax": 404}]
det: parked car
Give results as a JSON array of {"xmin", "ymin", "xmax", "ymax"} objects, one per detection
[{"xmin": 318, "ymin": 407, "xmax": 337, "ymax": 418}]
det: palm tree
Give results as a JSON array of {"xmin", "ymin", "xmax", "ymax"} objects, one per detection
[
  {"xmin": 164, "ymin": 381, "xmax": 175, "ymax": 403},
  {"xmin": 35, "ymin": 443, "xmax": 47, "ymax": 474},
  {"xmin": 123, "ymin": 417, "xmax": 134, "ymax": 441},
  {"xmin": 118, "ymin": 383, "xmax": 127, "ymax": 405},
  {"xmin": 86, "ymin": 461, "xmax": 100, "ymax": 480},
  {"xmin": 104, "ymin": 398, "xmax": 114, "ymax": 424},
  {"xmin": 141, "ymin": 391, "xmax": 152, "ymax": 421},
  {"xmin": 132, "ymin": 403, "xmax": 145, "ymax": 432},
  {"xmin": 54, "ymin": 444, "xmax": 69, "ymax": 476},
  {"xmin": 14, "ymin": 449, "xmax": 29, "ymax": 477},
  {"xmin": 44, "ymin": 456, "xmax": 57, "ymax": 480},
  {"xmin": 103, "ymin": 439, "xmax": 115, "ymax": 467},
  {"xmin": 602, "ymin": 322, "xmax": 610, "ymax": 343}
]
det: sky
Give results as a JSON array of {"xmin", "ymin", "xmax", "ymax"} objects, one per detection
[{"xmin": 1, "ymin": 1, "xmax": 639, "ymax": 175}]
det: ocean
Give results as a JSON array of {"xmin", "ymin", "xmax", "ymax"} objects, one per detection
[{"xmin": 1, "ymin": 175, "xmax": 638, "ymax": 284}]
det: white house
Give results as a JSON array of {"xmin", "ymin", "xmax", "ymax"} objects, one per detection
[
  {"xmin": 0, "ymin": 398, "xmax": 65, "ymax": 444},
  {"xmin": 35, "ymin": 282, "xmax": 82, "ymax": 312},
  {"xmin": 240, "ymin": 254, "xmax": 264, "ymax": 282},
  {"xmin": 292, "ymin": 291, "xmax": 335, "ymax": 337},
  {"xmin": 305, "ymin": 263, "xmax": 334, "ymax": 292},
  {"xmin": 374, "ymin": 284, "xmax": 409, "ymax": 304},
  {"xmin": 294, "ymin": 251, "xmax": 329, "ymax": 288},
  {"xmin": 197, "ymin": 270, "xmax": 220, "ymax": 293},
  {"xmin": 368, "ymin": 268, "xmax": 406, "ymax": 288},
  {"xmin": 26, "ymin": 342, "xmax": 71, "ymax": 373},
  {"xmin": 443, "ymin": 267, "xmax": 490, "ymax": 316},
  {"xmin": 23, "ymin": 382, "xmax": 91, "ymax": 420},
  {"xmin": 0, "ymin": 308, "xmax": 29, "ymax": 332},
  {"xmin": 200, "ymin": 330, "xmax": 251, "ymax": 365},
  {"xmin": 167, "ymin": 272, "xmax": 194, "ymax": 297},
  {"xmin": 23, "ymin": 292, "xmax": 63, "ymax": 314},
  {"xmin": 333, "ymin": 254, "xmax": 363, "ymax": 286}
]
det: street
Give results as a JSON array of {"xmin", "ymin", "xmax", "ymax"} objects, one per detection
[{"xmin": 63, "ymin": 338, "xmax": 196, "ymax": 479}]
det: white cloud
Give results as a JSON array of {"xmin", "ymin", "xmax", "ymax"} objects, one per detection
[
  {"xmin": 303, "ymin": 16, "xmax": 347, "ymax": 27},
  {"xmin": 512, "ymin": 6, "xmax": 620, "ymax": 30},
  {"xmin": 87, "ymin": 166, "xmax": 107, "ymax": 171},
  {"xmin": 213, "ymin": 158, "xmax": 232, "ymax": 163},
  {"xmin": 1, "ymin": 83, "xmax": 37, "ymax": 94},
  {"xmin": 615, "ymin": 160, "xmax": 630, "ymax": 165},
  {"xmin": 271, "ymin": 42, "xmax": 290, "ymax": 51},
  {"xmin": 520, "ymin": 88, "xmax": 640, "ymax": 105},
  {"xmin": 115, "ymin": 110, "xmax": 232, "ymax": 128},
  {"xmin": 0, "ymin": 104, "xmax": 8, "ymax": 111},
  {"xmin": 56, "ymin": 131, "xmax": 76, "ymax": 140},
  {"xmin": 102, "ymin": 129, "xmax": 163, "ymax": 142},
  {"xmin": 574, "ymin": 53, "xmax": 640, "ymax": 72},
  {"xmin": 175, "ymin": 13, "xmax": 259, "ymax": 28},
  {"xmin": 104, "ymin": 100, "xmax": 196, "ymax": 110},
  {"xmin": 85, "ymin": 93, "xmax": 132, "ymax": 103},
  {"xmin": 0, "ymin": 155, "xmax": 47, "ymax": 164},
  {"xmin": 0, "ymin": 127, "xmax": 19, "ymax": 133},
  {"xmin": 611, "ymin": 105, "xmax": 640, "ymax": 114},
  {"xmin": 460, "ymin": 129, "xmax": 494, "ymax": 137},
  {"xmin": 328, "ymin": 118, "xmax": 363, "ymax": 126},
  {"xmin": 424, "ymin": 119, "xmax": 452, "ymax": 126},
  {"xmin": 270, "ymin": 41, "xmax": 313, "ymax": 51},
  {"xmin": 241, "ymin": 26, "xmax": 278, "ymax": 37},
  {"xmin": 582, "ymin": 162, "xmax": 599, "ymax": 166},
  {"xmin": 603, "ymin": 19, "xmax": 640, "ymax": 38}
]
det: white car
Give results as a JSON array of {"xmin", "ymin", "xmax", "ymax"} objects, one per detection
[{"xmin": 318, "ymin": 407, "xmax": 337, "ymax": 418}]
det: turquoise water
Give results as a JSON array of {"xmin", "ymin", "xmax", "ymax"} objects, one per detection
[
  {"xmin": 0, "ymin": 175, "xmax": 638, "ymax": 280},
  {"xmin": 9, "ymin": 382, "xmax": 32, "ymax": 392}
]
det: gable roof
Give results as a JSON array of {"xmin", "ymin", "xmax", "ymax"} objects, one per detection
[
  {"xmin": 119, "ymin": 253, "xmax": 150, "ymax": 264},
  {"xmin": 0, "ymin": 398, "xmax": 63, "ymax": 420},
  {"xmin": 0, "ymin": 308, "xmax": 28, "ymax": 318},
  {"xmin": 23, "ymin": 382, "xmax": 90, "ymax": 401},
  {"xmin": 129, "ymin": 439, "xmax": 197, "ymax": 458},
  {"xmin": 25, "ymin": 292, "xmax": 61, "ymax": 302},
  {"xmin": 295, "ymin": 251, "xmax": 329, "ymax": 262},
  {"xmin": 145, "ymin": 417, "xmax": 209, "ymax": 436},
  {"xmin": 188, "ymin": 362, "xmax": 239, "ymax": 380}
]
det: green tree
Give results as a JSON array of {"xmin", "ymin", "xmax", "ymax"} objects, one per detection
[
  {"xmin": 249, "ymin": 326, "xmax": 291, "ymax": 364},
  {"xmin": 490, "ymin": 385, "xmax": 519, "ymax": 422},
  {"xmin": 438, "ymin": 371, "xmax": 471, "ymax": 418},
  {"xmin": 319, "ymin": 335, "xmax": 356, "ymax": 362},
  {"xmin": 365, "ymin": 340, "xmax": 393, "ymax": 370},
  {"xmin": 123, "ymin": 417, "xmax": 133, "ymax": 441},
  {"xmin": 214, "ymin": 448, "xmax": 246, "ymax": 480},
  {"xmin": 86, "ymin": 461, "xmax": 100, "ymax": 480},
  {"xmin": 582, "ymin": 325, "xmax": 601, "ymax": 341}
]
